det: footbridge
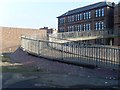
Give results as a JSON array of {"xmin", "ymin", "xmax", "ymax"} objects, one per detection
[{"xmin": 49, "ymin": 29, "xmax": 117, "ymax": 44}]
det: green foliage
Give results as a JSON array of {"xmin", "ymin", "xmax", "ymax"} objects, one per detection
[
  {"xmin": 2, "ymin": 65, "xmax": 46, "ymax": 73},
  {"xmin": 0, "ymin": 55, "xmax": 10, "ymax": 62}
]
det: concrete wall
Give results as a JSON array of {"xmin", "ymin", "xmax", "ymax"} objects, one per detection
[{"xmin": 0, "ymin": 27, "xmax": 47, "ymax": 53}]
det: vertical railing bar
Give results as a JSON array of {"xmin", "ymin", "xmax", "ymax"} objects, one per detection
[
  {"xmin": 109, "ymin": 48, "xmax": 110, "ymax": 67},
  {"xmin": 106, "ymin": 47, "xmax": 108, "ymax": 66},
  {"xmin": 113, "ymin": 49, "xmax": 116, "ymax": 66},
  {"xmin": 95, "ymin": 46, "xmax": 97, "ymax": 67}
]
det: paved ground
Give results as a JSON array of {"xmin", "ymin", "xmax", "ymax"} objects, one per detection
[{"xmin": 2, "ymin": 48, "xmax": 120, "ymax": 89}]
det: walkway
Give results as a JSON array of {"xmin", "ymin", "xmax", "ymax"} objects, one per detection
[{"xmin": 2, "ymin": 48, "xmax": 119, "ymax": 88}]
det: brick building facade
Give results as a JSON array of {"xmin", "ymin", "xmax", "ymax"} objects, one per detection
[
  {"xmin": 57, "ymin": 1, "xmax": 120, "ymax": 46},
  {"xmin": 114, "ymin": 3, "xmax": 120, "ymax": 46}
]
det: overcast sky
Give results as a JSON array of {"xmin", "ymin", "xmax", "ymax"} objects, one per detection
[{"xmin": 0, "ymin": 0, "xmax": 119, "ymax": 29}]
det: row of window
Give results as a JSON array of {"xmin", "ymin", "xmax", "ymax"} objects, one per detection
[
  {"xmin": 59, "ymin": 21, "xmax": 104, "ymax": 32},
  {"xmin": 67, "ymin": 23, "xmax": 91, "ymax": 32},
  {"xmin": 83, "ymin": 12, "xmax": 91, "ymax": 20},
  {"xmin": 83, "ymin": 24, "xmax": 91, "ymax": 31},
  {"xmin": 68, "ymin": 25, "xmax": 82, "ymax": 32},
  {"xmin": 59, "ymin": 8, "xmax": 105, "ymax": 24},
  {"xmin": 95, "ymin": 8, "xmax": 104, "ymax": 17},
  {"xmin": 67, "ymin": 11, "xmax": 91, "ymax": 22},
  {"xmin": 95, "ymin": 21, "xmax": 104, "ymax": 30}
]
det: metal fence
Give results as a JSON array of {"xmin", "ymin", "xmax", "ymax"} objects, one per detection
[
  {"xmin": 50, "ymin": 29, "xmax": 115, "ymax": 41},
  {"xmin": 21, "ymin": 35, "xmax": 120, "ymax": 70}
]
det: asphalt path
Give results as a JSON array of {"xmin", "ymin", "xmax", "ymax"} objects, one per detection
[{"xmin": 2, "ymin": 48, "xmax": 120, "ymax": 89}]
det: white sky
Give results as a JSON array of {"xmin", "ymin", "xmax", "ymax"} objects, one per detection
[{"xmin": 0, "ymin": 0, "xmax": 119, "ymax": 29}]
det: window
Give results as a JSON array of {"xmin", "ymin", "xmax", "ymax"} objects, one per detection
[
  {"xmin": 59, "ymin": 18, "xmax": 61, "ymax": 24},
  {"xmin": 75, "ymin": 25, "xmax": 77, "ymax": 31},
  {"xmin": 86, "ymin": 24, "xmax": 88, "ymax": 31},
  {"xmin": 62, "ymin": 27, "xmax": 64, "ymax": 32},
  {"xmin": 67, "ymin": 26, "xmax": 69, "ymax": 31},
  {"xmin": 98, "ymin": 9, "xmax": 101, "ymax": 17},
  {"xmin": 89, "ymin": 12, "xmax": 91, "ymax": 19},
  {"xmin": 102, "ymin": 8, "xmax": 104, "ymax": 16},
  {"xmin": 70, "ymin": 26, "xmax": 72, "ymax": 32},
  {"xmin": 95, "ymin": 22, "xmax": 99, "ymax": 30},
  {"xmin": 95, "ymin": 10, "xmax": 98, "ymax": 17},
  {"xmin": 68, "ymin": 16, "xmax": 70, "ymax": 22},
  {"xmin": 75, "ymin": 14, "xmax": 78, "ymax": 21},
  {"xmin": 77, "ymin": 25, "xmax": 82, "ymax": 31},
  {"xmin": 68, "ymin": 26, "xmax": 72, "ymax": 32},
  {"xmin": 60, "ymin": 27, "xmax": 64, "ymax": 32},
  {"xmin": 72, "ymin": 26, "xmax": 74, "ymax": 31},
  {"xmin": 79, "ymin": 25, "xmax": 82, "ymax": 31},
  {"xmin": 68, "ymin": 26, "xmax": 70, "ymax": 32},
  {"xmin": 99, "ymin": 22, "xmax": 101, "ymax": 30},
  {"xmin": 83, "ymin": 12, "xmax": 91, "ymax": 19},
  {"xmin": 95, "ymin": 21, "xmax": 104, "ymax": 30},
  {"xmin": 59, "ymin": 19, "xmax": 61, "ymax": 24},
  {"xmin": 75, "ymin": 26, "xmax": 77, "ymax": 31},
  {"xmin": 80, "ymin": 14, "xmax": 82, "ymax": 20},
  {"xmin": 62, "ymin": 18, "xmax": 64, "ymax": 23},
  {"xmin": 84, "ymin": 24, "xmax": 86, "ymax": 31},
  {"xmin": 86, "ymin": 12, "xmax": 88, "ymax": 19},
  {"xmin": 85, "ymin": 24, "xmax": 90, "ymax": 31},
  {"xmin": 101, "ymin": 22, "xmax": 104, "ymax": 29},
  {"xmin": 78, "ymin": 14, "xmax": 80, "ymax": 21},
  {"xmin": 72, "ymin": 15, "xmax": 74, "ymax": 21},
  {"xmin": 84, "ymin": 13, "xmax": 86, "ymax": 20},
  {"xmin": 69, "ymin": 16, "xmax": 71, "ymax": 22},
  {"xmin": 77, "ymin": 25, "xmax": 79, "ymax": 31},
  {"xmin": 59, "ymin": 18, "xmax": 65, "ymax": 24},
  {"xmin": 88, "ymin": 24, "xmax": 91, "ymax": 30},
  {"xmin": 96, "ymin": 9, "xmax": 104, "ymax": 17}
]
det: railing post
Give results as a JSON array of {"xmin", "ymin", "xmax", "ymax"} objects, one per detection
[
  {"xmin": 61, "ymin": 43, "xmax": 63, "ymax": 60},
  {"xmin": 96, "ymin": 46, "xmax": 98, "ymax": 67},
  {"xmin": 38, "ymin": 40, "xmax": 40, "ymax": 55},
  {"xmin": 118, "ymin": 48, "xmax": 120, "ymax": 70}
]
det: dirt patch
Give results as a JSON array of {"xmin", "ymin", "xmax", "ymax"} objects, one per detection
[{"xmin": 0, "ymin": 62, "xmax": 22, "ymax": 67}]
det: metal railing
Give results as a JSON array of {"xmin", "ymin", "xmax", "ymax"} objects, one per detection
[
  {"xmin": 21, "ymin": 35, "xmax": 120, "ymax": 70},
  {"xmin": 50, "ymin": 29, "xmax": 114, "ymax": 41}
]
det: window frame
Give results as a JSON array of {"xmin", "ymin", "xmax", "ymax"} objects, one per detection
[
  {"xmin": 102, "ymin": 8, "xmax": 104, "ymax": 17},
  {"xmin": 89, "ymin": 12, "xmax": 91, "ymax": 19},
  {"xmin": 84, "ymin": 13, "xmax": 86, "ymax": 20}
]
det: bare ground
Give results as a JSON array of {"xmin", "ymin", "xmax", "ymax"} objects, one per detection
[{"xmin": 1, "ymin": 48, "xmax": 120, "ymax": 89}]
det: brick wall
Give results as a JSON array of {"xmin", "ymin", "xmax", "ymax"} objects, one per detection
[
  {"xmin": 114, "ymin": 3, "xmax": 120, "ymax": 46},
  {"xmin": 0, "ymin": 27, "xmax": 47, "ymax": 53}
]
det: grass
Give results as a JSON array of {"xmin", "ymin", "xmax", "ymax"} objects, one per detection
[
  {"xmin": 0, "ymin": 54, "xmax": 47, "ymax": 73},
  {"xmin": 0, "ymin": 55, "xmax": 10, "ymax": 62},
  {"xmin": 1, "ymin": 65, "xmax": 46, "ymax": 73}
]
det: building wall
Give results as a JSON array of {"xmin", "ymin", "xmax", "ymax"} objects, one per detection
[
  {"xmin": 58, "ymin": 5, "xmax": 114, "ymax": 32},
  {"xmin": 0, "ymin": 27, "xmax": 47, "ymax": 53},
  {"xmin": 57, "ymin": 2, "xmax": 115, "ymax": 45},
  {"xmin": 114, "ymin": 3, "xmax": 120, "ymax": 46}
]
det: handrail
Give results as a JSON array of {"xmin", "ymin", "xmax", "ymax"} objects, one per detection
[{"xmin": 50, "ymin": 29, "xmax": 115, "ymax": 40}]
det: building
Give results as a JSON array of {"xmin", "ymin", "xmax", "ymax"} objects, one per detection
[
  {"xmin": 39, "ymin": 27, "xmax": 57, "ymax": 34},
  {"xmin": 114, "ymin": 2, "xmax": 120, "ymax": 46},
  {"xmin": 57, "ymin": 1, "xmax": 120, "ymax": 46}
]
